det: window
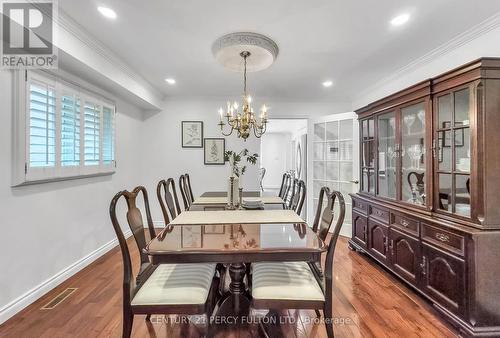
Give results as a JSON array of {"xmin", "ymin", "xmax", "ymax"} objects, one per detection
[{"xmin": 13, "ymin": 71, "xmax": 116, "ymax": 185}]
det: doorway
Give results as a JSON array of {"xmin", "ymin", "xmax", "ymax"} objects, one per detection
[{"xmin": 260, "ymin": 118, "xmax": 308, "ymax": 195}]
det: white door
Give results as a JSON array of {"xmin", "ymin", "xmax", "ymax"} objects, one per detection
[{"xmin": 307, "ymin": 112, "xmax": 359, "ymax": 237}]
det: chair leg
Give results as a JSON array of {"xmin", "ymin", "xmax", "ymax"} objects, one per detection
[
  {"xmin": 324, "ymin": 304, "xmax": 334, "ymax": 338},
  {"xmin": 315, "ymin": 309, "xmax": 321, "ymax": 318},
  {"xmin": 145, "ymin": 314, "xmax": 151, "ymax": 321},
  {"xmin": 123, "ymin": 308, "xmax": 134, "ymax": 338}
]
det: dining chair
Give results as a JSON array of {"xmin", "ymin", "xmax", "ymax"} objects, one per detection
[
  {"xmin": 109, "ymin": 186, "xmax": 219, "ymax": 338},
  {"xmin": 156, "ymin": 178, "xmax": 182, "ymax": 224},
  {"xmin": 284, "ymin": 177, "xmax": 297, "ymax": 208},
  {"xmin": 290, "ymin": 179, "xmax": 306, "ymax": 216},
  {"xmin": 259, "ymin": 167, "xmax": 266, "ymax": 192},
  {"xmin": 278, "ymin": 173, "xmax": 290, "ymax": 199},
  {"xmin": 250, "ymin": 187, "xmax": 345, "ymax": 338},
  {"xmin": 179, "ymin": 174, "xmax": 193, "ymax": 209},
  {"xmin": 185, "ymin": 173, "xmax": 195, "ymax": 203}
]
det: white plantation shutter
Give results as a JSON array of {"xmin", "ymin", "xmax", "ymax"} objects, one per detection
[
  {"xmin": 29, "ymin": 81, "xmax": 56, "ymax": 168},
  {"xmin": 84, "ymin": 100, "xmax": 101, "ymax": 166},
  {"xmin": 102, "ymin": 105, "xmax": 115, "ymax": 166},
  {"xmin": 60, "ymin": 92, "xmax": 81, "ymax": 167},
  {"xmin": 17, "ymin": 71, "xmax": 116, "ymax": 185}
]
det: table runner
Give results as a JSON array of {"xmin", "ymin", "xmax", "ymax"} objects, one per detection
[
  {"xmin": 192, "ymin": 196, "xmax": 285, "ymax": 205},
  {"xmin": 170, "ymin": 209, "xmax": 305, "ymax": 225}
]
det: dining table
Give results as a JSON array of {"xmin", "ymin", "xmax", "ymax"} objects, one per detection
[{"xmin": 144, "ymin": 190, "xmax": 326, "ymax": 328}]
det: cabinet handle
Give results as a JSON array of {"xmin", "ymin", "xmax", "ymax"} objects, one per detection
[
  {"xmin": 401, "ymin": 219, "xmax": 409, "ymax": 227},
  {"xmin": 435, "ymin": 233, "xmax": 450, "ymax": 243},
  {"xmin": 420, "ymin": 256, "xmax": 427, "ymax": 276}
]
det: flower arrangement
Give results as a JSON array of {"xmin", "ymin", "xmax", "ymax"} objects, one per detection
[{"xmin": 224, "ymin": 148, "xmax": 259, "ymax": 177}]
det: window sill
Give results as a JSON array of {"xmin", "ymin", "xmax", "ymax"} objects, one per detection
[{"xmin": 12, "ymin": 170, "xmax": 115, "ymax": 187}]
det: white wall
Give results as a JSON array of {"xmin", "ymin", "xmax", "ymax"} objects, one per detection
[
  {"xmin": 0, "ymin": 69, "xmax": 144, "ymax": 323},
  {"xmin": 353, "ymin": 21, "xmax": 500, "ymax": 108},
  {"xmin": 260, "ymin": 133, "xmax": 291, "ymax": 189},
  {"xmin": 139, "ymin": 99, "xmax": 261, "ymax": 224}
]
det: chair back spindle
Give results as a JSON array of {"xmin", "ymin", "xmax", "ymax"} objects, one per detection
[
  {"xmin": 290, "ymin": 180, "xmax": 306, "ymax": 215},
  {"xmin": 279, "ymin": 173, "xmax": 290, "ymax": 199},
  {"xmin": 185, "ymin": 173, "xmax": 195, "ymax": 203},
  {"xmin": 157, "ymin": 178, "xmax": 182, "ymax": 224},
  {"xmin": 179, "ymin": 174, "xmax": 192, "ymax": 209}
]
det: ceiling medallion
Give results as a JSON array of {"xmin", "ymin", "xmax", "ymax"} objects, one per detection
[{"xmin": 213, "ymin": 32, "xmax": 279, "ymax": 140}]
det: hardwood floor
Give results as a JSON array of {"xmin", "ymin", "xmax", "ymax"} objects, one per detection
[{"xmin": 0, "ymin": 234, "xmax": 458, "ymax": 338}]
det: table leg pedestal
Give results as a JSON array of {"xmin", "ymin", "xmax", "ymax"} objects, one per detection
[{"xmin": 209, "ymin": 263, "xmax": 252, "ymax": 335}]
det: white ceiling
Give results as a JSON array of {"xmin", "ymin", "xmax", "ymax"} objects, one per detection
[{"xmin": 60, "ymin": 0, "xmax": 500, "ymax": 103}]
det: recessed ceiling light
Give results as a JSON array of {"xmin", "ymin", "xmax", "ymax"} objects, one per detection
[
  {"xmin": 165, "ymin": 78, "xmax": 176, "ymax": 85},
  {"xmin": 97, "ymin": 6, "xmax": 117, "ymax": 19},
  {"xmin": 322, "ymin": 80, "xmax": 333, "ymax": 88},
  {"xmin": 390, "ymin": 13, "xmax": 410, "ymax": 26}
]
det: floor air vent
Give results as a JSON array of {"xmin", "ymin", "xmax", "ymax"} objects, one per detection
[{"xmin": 40, "ymin": 288, "xmax": 77, "ymax": 310}]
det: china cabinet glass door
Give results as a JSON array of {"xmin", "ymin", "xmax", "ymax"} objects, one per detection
[
  {"xmin": 377, "ymin": 112, "xmax": 397, "ymax": 199},
  {"xmin": 435, "ymin": 86, "xmax": 472, "ymax": 217},
  {"xmin": 401, "ymin": 102, "xmax": 427, "ymax": 206},
  {"xmin": 361, "ymin": 118, "xmax": 375, "ymax": 194}
]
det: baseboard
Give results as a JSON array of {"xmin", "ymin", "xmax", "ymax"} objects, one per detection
[
  {"xmin": 340, "ymin": 224, "xmax": 352, "ymax": 238},
  {"xmin": 0, "ymin": 229, "xmax": 132, "ymax": 325}
]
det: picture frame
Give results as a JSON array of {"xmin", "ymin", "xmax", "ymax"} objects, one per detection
[
  {"xmin": 203, "ymin": 225, "xmax": 225, "ymax": 234},
  {"xmin": 204, "ymin": 138, "xmax": 225, "ymax": 165},
  {"xmin": 181, "ymin": 121, "xmax": 203, "ymax": 148},
  {"xmin": 181, "ymin": 226, "xmax": 203, "ymax": 248}
]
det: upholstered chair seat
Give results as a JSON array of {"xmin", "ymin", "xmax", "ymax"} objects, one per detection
[
  {"xmin": 131, "ymin": 263, "xmax": 217, "ymax": 306},
  {"xmin": 251, "ymin": 261, "xmax": 324, "ymax": 302},
  {"xmin": 250, "ymin": 187, "xmax": 346, "ymax": 338}
]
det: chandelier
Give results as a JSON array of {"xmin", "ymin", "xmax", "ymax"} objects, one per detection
[{"xmin": 218, "ymin": 51, "xmax": 268, "ymax": 141}]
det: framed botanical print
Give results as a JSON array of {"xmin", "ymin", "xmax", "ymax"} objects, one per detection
[
  {"xmin": 204, "ymin": 138, "xmax": 225, "ymax": 165},
  {"xmin": 181, "ymin": 121, "xmax": 203, "ymax": 148}
]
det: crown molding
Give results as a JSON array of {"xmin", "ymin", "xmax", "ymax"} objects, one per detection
[
  {"xmin": 55, "ymin": 9, "xmax": 165, "ymax": 102},
  {"xmin": 354, "ymin": 12, "xmax": 500, "ymax": 107}
]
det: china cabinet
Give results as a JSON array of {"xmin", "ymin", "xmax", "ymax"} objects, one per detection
[{"xmin": 350, "ymin": 58, "xmax": 500, "ymax": 337}]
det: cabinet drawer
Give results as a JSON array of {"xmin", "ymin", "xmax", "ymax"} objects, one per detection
[
  {"xmin": 352, "ymin": 198, "xmax": 368, "ymax": 215},
  {"xmin": 369, "ymin": 205, "xmax": 389, "ymax": 224},
  {"xmin": 422, "ymin": 224, "xmax": 465, "ymax": 256},
  {"xmin": 391, "ymin": 213, "xmax": 419, "ymax": 236}
]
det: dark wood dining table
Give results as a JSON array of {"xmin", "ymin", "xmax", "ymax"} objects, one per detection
[{"xmin": 144, "ymin": 191, "xmax": 326, "ymax": 329}]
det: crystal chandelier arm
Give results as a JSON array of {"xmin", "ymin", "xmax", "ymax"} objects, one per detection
[
  {"xmin": 252, "ymin": 125, "xmax": 263, "ymax": 138},
  {"xmin": 220, "ymin": 123, "xmax": 234, "ymax": 136}
]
